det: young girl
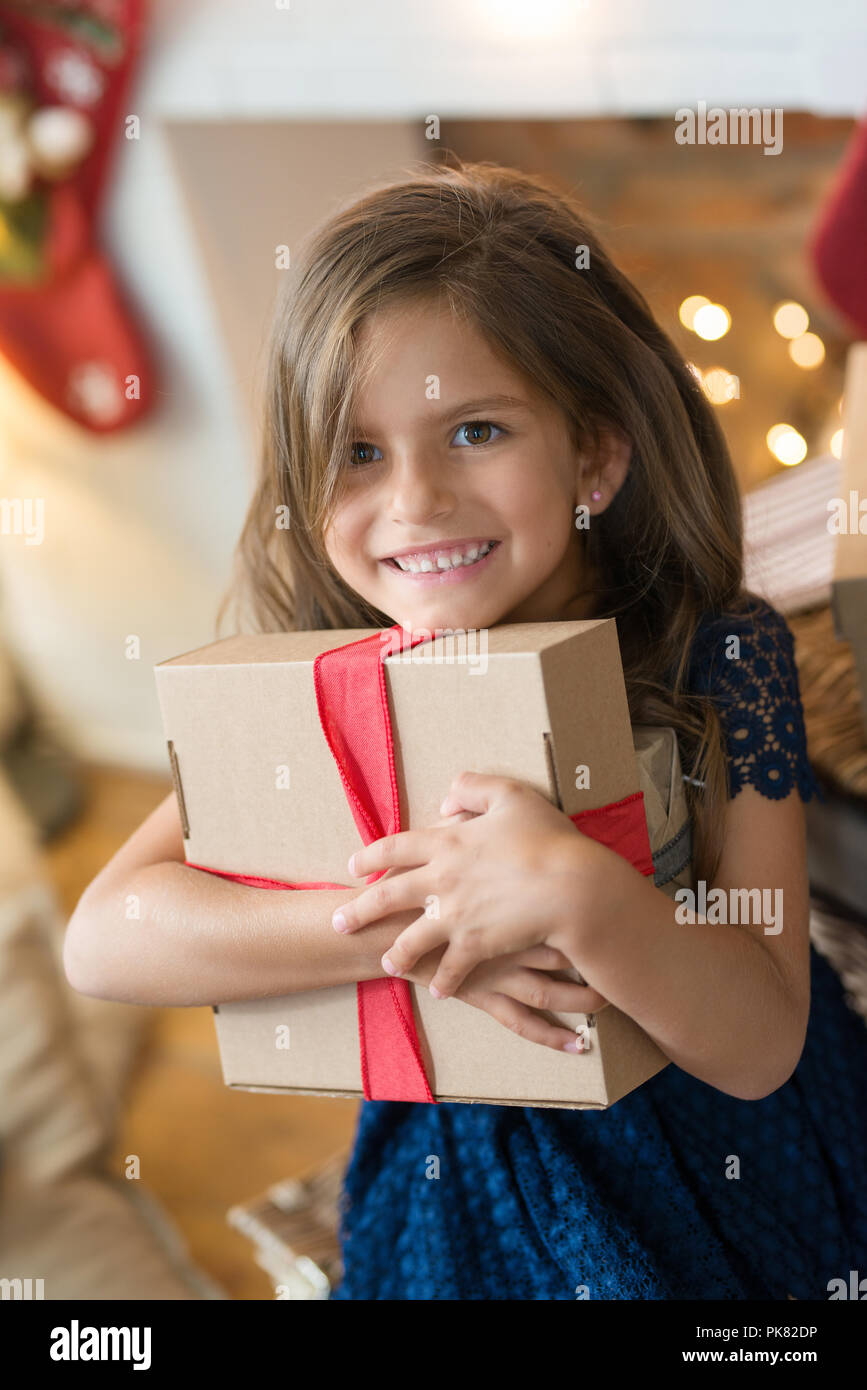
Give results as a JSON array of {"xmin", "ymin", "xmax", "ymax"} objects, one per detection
[{"xmin": 66, "ymin": 159, "xmax": 867, "ymax": 1301}]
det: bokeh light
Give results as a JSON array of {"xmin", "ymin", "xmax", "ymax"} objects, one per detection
[
  {"xmin": 692, "ymin": 303, "xmax": 731, "ymax": 341},
  {"xmin": 773, "ymin": 301, "xmax": 810, "ymax": 339},
  {"xmin": 678, "ymin": 296, "xmax": 710, "ymax": 330},
  {"xmin": 788, "ymin": 333, "xmax": 825, "ymax": 369},
  {"xmin": 766, "ymin": 424, "xmax": 807, "ymax": 466},
  {"xmin": 702, "ymin": 367, "xmax": 739, "ymax": 404}
]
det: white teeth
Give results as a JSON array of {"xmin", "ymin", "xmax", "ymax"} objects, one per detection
[{"xmin": 391, "ymin": 541, "xmax": 495, "ymax": 573}]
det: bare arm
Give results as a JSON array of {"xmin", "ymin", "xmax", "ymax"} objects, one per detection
[
  {"xmin": 63, "ymin": 790, "xmax": 415, "ymax": 1006},
  {"xmin": 554, "ymin": 785, "xmax": 811, "ymax": 1100},
  {"xmin": 65, "ymin": 793, "xmax": 596, "ymax": 1053}
]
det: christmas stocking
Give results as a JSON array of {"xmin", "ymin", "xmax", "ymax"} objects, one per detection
[
  {"xmin": 810, "ymin": 119, "xmax": 867, "ymax": 341},
  {"xmin": 0, "ymin": 0, "xmax": 155, "ymax": 432}
]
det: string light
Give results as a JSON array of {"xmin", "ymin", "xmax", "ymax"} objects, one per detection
[
  {"xmin": 788, "ymin": 332, "xmax": 825, "ymax": 369},
  {"xmin": 675, "ymin": 292, "xmax": 834, "ymax": 462},
  {"xmin": 773, "ymin": 301, "xmax": 809, "ymax": 339},
  {"xmin": 702, "ymin": 368, "xmax": 739, "ymax": 404},
  {"xmin": 766, "ymin": 424, "xmax": 807, "ymax": 466},
  {"xmin": 679, "ymin": 296, "xmax": 710, "ymax": 330},
  {"xmin": 693, "ymin": 303, "xmax": 731, "ymax": 341}
]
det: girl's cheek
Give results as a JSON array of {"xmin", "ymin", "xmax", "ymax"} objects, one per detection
[{"xmin": 322, "ymin": 516, "xmax": 355, "ymax": 570}]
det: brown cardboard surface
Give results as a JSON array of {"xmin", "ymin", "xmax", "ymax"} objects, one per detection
[
  {"xmin": 155, "ymin": 621, "xmax": 690, "ymax": 1109},
  {"xmin": 832, "ymin": 343, "xmax": 867, "ymax": 585},
  {"xmin": 831, "ymin": 344, "xmax": 867, "ymax": 730}
]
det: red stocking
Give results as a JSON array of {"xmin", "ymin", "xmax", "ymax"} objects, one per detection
[
  {"xmin": 0, "ymin": 0, "xmax": 155, "ymax": 432},
  {"xmin": 810, "ymin": 119, "xmax": 867, "ymax": 341}
]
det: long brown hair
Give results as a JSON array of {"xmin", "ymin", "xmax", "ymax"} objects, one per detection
[{"xmin": 217, "ymin": 158, "xmax": 755, "ymax": 881}]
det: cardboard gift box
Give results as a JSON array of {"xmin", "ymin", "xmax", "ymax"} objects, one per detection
[{"xmin": 154, "ymin": 620, "xmax": 692, "ymax": 1109}]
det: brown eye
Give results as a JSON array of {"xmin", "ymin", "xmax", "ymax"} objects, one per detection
[
  {"xmin": 466, "ymin": 422, "xmax": 491, "ymax": 444},
  {"xmin": 349, "ymin": 442, "xmax": 381, "ymax": 467},
  {"xmin": 453, "ymin": 420, "xmax": 504, "ymax": 448}
]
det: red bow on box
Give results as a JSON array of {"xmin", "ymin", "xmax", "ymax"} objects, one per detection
[{"xmin": 186, "ymin": 625, "xmax": 655, "ymax": 1104}]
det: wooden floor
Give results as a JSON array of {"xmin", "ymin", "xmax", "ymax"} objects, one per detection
[{"xmin": 45, "ymin": 763, "xmax": 358, "ymax": 1300}]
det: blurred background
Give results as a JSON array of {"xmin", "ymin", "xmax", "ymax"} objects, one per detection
[{"xmin": 0, "ymin": 0, "xmax": 865, "ymax": 1300}]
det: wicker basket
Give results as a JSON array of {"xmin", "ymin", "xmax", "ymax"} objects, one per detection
[
  {"xmin": 227, "ymin": 1152, "xmax": 347, "ymax": 1299},
  {"xmin": 788, "ymin": 603, "xmax": 867, "ymax": 799}
]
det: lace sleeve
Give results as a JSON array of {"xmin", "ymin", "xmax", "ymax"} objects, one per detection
[{"xmin": 688, "ymin": 601, "xmax": 821, "ymax": 803}]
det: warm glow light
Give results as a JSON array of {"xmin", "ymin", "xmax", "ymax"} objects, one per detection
[
  {"xmin": 788, "ymin": 332, "xmax": 825, "ymax": 369},
  {"xmin": 702, "ymin": 368, "xmax": 739, "ymax": 404},
  {"xmin": 477, "ymin": 0, "xmax": 581, "ymax": 39},
  {"xmin": 773, "ymin": 301, "xmax": 809, "ymax": 339},
  {"xmin": 693, "ymin": 303, "xmax": 731, "ymax": 341},
  {"xmin": 679, "ymin": 296, "xmax": 710, "ymax": 330},
  {"xmin": 767, "ymin": 424, "xmax": 807, "ymax": 466},
  {"xmin": 830, "ymin": 429, "xmax": 844, "ymax": 459},
  {"xmin": 838, "ymin": 395, "xmax": 844, "ymax": 415}
]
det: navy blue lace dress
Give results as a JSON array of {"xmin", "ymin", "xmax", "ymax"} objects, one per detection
[{"xmin": 329, "ymin": 602, "xmax": 867, "ymax": 1300}]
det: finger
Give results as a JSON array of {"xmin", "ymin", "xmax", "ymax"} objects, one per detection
[
  {"xmin": 347, "ymin": 829, "xmax": 440, "ymax": 879},
  {"xmin": 439, "ymin": 770, "xmax": 523, "ymax": 817},
  {"xmin": 472, "ymin": 992, "xmax": 592, "ymax": 1053},
  {"xmin": 332, "ymin": 867, "xmax": 429, "ymax": 933},
  {"xmin": 500, "ymin": 968, "xmax": 607, "ymax": 1015},
  {"xmin": 428, "ymin": 934, "xmax": 507, "ymax": 999},
  {"xmin": 511, "ymin": 949, "xmax": 601, "ymax": 998},
  {"xmin": 348, "ymin": 812, "xmax": 473, "ymax": 879},
  {"xmin": 578, "ymin": 988, "xmax": 610, "ymax": 1013},
  {"xmin": 512, "ymin": 945, "xmax": 575, "ymax": 971},
  {"xmin": 380, "ymin": 911, "xmax": 452, "ymax": 977}
]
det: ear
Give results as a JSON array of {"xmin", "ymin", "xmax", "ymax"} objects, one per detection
[{"xmin": 576, "ymin": 426, "xmax": 632, "ymax": 516}]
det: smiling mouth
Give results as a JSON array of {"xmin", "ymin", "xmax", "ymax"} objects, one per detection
[{"xmin": 383, "ymin": 540, "xmax": 500, "ymax": 574}]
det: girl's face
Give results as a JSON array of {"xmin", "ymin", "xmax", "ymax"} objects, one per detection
[{"xmin": 323, "ymin": 298, "xmax": 604, "ymax": 633}]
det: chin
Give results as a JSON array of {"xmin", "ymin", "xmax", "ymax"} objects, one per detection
[{"xmin": 402, "ymin": 608, "xmax": 495, "ymax": 636}]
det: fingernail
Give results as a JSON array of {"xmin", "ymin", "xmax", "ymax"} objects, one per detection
[
  {"xmin": 563, "ymin": 1040, "xmax": 584, "ymax": 1053},
  {"xmin": 347, "ymin": 853, "xmax": 356, "ymax": 875},
  {"xmin": 429, "ymin": 984, "xmax": 444, "ymax": 999},
  {"xmin": 332, "ymin": 911, "xmax": 348, "ymax": 932},
  {"xmin": 439, "ymin": 798, "xmax": 451, "ymax": 815},
  {"xmin": 381, "ymin": 957, "xmax": 400, "ymax": 976}
]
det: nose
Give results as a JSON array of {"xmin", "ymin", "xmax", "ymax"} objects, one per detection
[{"xmin": 384, "ymin": 449, "xmax": 456, "ymax": 524}]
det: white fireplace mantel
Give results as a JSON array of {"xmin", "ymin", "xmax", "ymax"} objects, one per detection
[{"xmin": 142, "ymin": 0, "xmax": 867, "ymax": 120}]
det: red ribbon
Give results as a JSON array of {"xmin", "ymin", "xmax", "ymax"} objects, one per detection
[{"xmin": 186, "ymin": 624, "xmax": 656, "ymax": 1104}]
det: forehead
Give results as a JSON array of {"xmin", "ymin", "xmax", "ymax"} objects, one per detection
[
  {"xmin": 355, "ymin": 296, "xmax": 492, "ymax": 360},
  {"xmin": 351, "ymin": 298, "xmax": 541, "ymax": 423}
]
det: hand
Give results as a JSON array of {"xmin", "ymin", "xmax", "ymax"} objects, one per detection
[
  {"xmin": 369, "ymin": 810, "xmax": 612, "ymax": 1049},
  {"xmin": 334, "ymin": 770, "xmax": 619, "ymax": 1000},
  {"xmin": 405, "ymin": 943, "xmax": 610, "ymax": 1053}
]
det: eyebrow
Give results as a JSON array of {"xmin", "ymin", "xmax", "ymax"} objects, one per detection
[
  {"xmin": 433, "ymin": 395, "xmax": 532, "ymax": 418},
  {"xmin": 352, "ymin": 394, "xmax": 533, "ymax": 432}
]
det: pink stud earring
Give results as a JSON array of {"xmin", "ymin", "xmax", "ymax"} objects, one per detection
[{"xmin": 590, "ymin": 489, "xmax": 602, "ymax": 502}]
